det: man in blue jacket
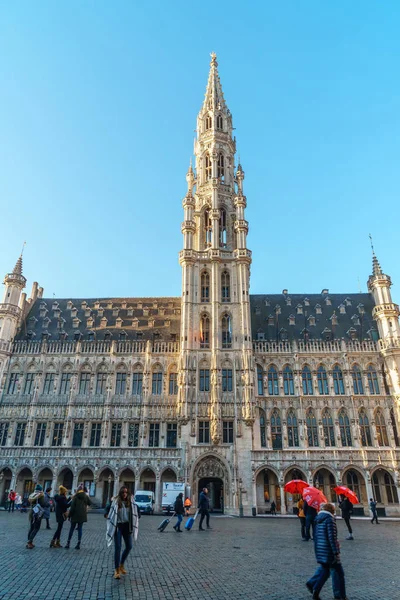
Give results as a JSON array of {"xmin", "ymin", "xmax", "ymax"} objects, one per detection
[
  {"xmin": 198, "ymin": 487, "xmax": 211, "ymax": 531},
  {"xmin": 306, "ymin": 503, "xmax": 347, "ymax": 600}
]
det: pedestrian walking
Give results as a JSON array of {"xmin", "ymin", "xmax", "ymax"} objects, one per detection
[
  {"xmin": 338, "ymin": 495, "xmax": 354, "ymax": 540},
  {"xmin": 50, "ymin": 486, "xmax": 71, "ymax": 548},
  {"xmin": 15, "ymin": 493, "xmax": 22, "ymax": 511},
  {"xmin": 105, "ymin": 486, "xmax": 140, "ymax": 579},
  {"xmin": 173, "ymin": 493, "xmax": 184, "ymax": 532},
  {"xmin": 184, "ymin": 496, "xmax": 192, "ymax": 516},
  {"xmin": 304, "ymin": 499, "xmax": 317, "ymax": 541},
  {"xmin": 369, "ymin": 498, "xmax": 379, "ymax": 524},
  {"xmin": 270, "ymin": 500, "xmax": 277, "ymax": 515},
  {"xmin": 65, "ymin": 484, "xmax": 92, "ymax": 549},
  {"xmin": 306, "ymin": 502, "xmax": 348, "ymax": 600},
  {"xmin": 44, "ymin": 487, "xmax": 52, "ymax": 529},
  {"xmin": 8, "ymin": 489, "xmax": 16, "ymax": 512},
  {"xmin": 26, "ymin": 484, "xmax": 46, "ymax": 549},
  {"xmin": 297, "ymin": 498, "xmax": 306, "ymax": 540},
  {"xmin": 198, "ymin": 487, "xmax": 211, "ymax": 531}
]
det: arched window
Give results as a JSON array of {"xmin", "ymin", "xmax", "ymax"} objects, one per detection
[
  {"xmin": 205, "ymin": 154, "xmax": 212, "ymax": 180},
  {"xmin": 217, "ymin": 153, "xmax": 225, "ymax": 180},
  {"xmin": 221, "ymin": 271, "xmax": 230, "ymax": 302},
  {"xmin": 219, "ymin": 208, "xmax": 227, "ymax": 246},
  {"xmin": 317, "ymin": 365, "xmax": 329, "ymax": 394},
  {"xmin": 204, "ymin": 209, "xmax": 212, "ymax": 246},
  {"xmin": 283, "ymin": 366, "xmax": 294, "ymax": 395},
  {"xmin": 352, "ymin": 364, "xmax": 364, "ymax": 394},
  {"xmin": 306, "ymin": 409, "xmax": 319, "ymax": 447},
  {"xmin": 390, "ymin": 407, "xmax": 399, "ymax": 446},
  {"xmin": 384, "ymin": 471, "xmax": 399, "ymax": 503},
  {"xmin": 268, "ymin": 366, "xmax": 279, "ymax": 395},
  {"xmin": 339, "ymin": 409, "xmax": 352, "ymax": 446},
  {"xmin": 257, "ymin": 365, "xmax": 264, "ymax": 396},
  {"xmin": 322, "ymin": 408, "xmax": 335, "ymax": 447},
  {"xmin": 372, "ymin": 472, "xmax": 382, "ymax": 503},
  {"xmin": 200, "ymin": 315, "xmax": 210, "ymax": 349},
  {"xmin": 359, "ymin": 409, "xmax": 372, "ymax": 446},
  {"xmin": 271, "ymin": 409, "xmax": 282, "ymax": 450},
  {"xmin": 367, "ymin": 365, "xmax": 380, "ymax": 394},
  {"xmin": 151, "ymin": 365, "xmax": 163, "ymax": 395},
  {"xmin": 205, "ymin": 114, "xmax": 212, "ymax": 130},
  {"xmin": 216, "ymin": 114, "xmax": 223, "ymax": 130},
  {"xmin": 222, "ymin": 314, "xmax": 232, "ymax": 349},
  {"xmin": 302, "ymin": 366, "xmax": 313, "ymax": 395},
  {"xmin": 287, "ymin": 409, "xmax": 299, "ymax": 447},
  {"xmin": 333, "ymin": 365, "xmax": 345, "ymax": 395},
  {"xmin": 132, "ymin": 365, "xmax": 143, "ymax": 395},
  {"xmin": 346, "ymin": 470, "xmax": 361, "ymax": 501},
  {"xmin": 201, "ymin": 271, "xmax": 210, "ymax": 303},
  {"xmin": 260, "ymin": 410, "xmax": 266, "ymax": 447},
  {"xmin": 375, "ymin": 409, "xmax": 389, "ymax": 446}
]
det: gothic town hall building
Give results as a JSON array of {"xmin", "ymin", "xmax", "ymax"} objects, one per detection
[{"xmin": 1, "ymin": 54, "xmax": 400, "ymax": 515}]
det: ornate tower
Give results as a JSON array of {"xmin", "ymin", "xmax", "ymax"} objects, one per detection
[
  {"xmin": 368, "ymin": 248, "xmax": 400, "ymax": 416},
  {"xmin": 179, "ymin": 53, "xmax": 253, "ymax": 445}
]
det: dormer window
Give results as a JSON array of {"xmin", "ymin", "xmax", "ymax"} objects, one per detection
[
  {"xmin": 132, "ymin": 318, "xmax": 139, "ymax": 329},
  {"xmin": 368, "ymin": 328, "xmax": 379, "ymax": 342},
  {"xmin": 216, "ymin": 114, "xmax": 223, "ymax": 130},
  {"xmin": 315, "ymin": 304, "xmax": 322, "ymax": 315},
  {"xmin": 87, "ymin": 317, "xmax": 94, "ymax": 328},
  {"xmin": 347, "ymin": 327, "xmax": 358, "ymax": 340},
  {"xmin": 325, "ymin": 297, "xmax": 331, "ymax": 306},
  {"xmin": 74, "ymin": 331, "xmax": 81, "ymax": 341},
  {"xmin": 42, "ymin": 317, "xmax": 51, "ymax": 329},
  {"xmin": 40, "ymin": 301, "xmax": 47, "ymax": 310},
  {"xmin": 72, "ymin": 318, "xmax": 81, "ymax": 329},
  {"xmin": 304, "ymin": 298, "xmax": 310, "ymax": 306},
  {"xmin": 288, "ymin": 314, "xmax": 296, "ymax": 326},
  {"xmin": 338, "ymin": 304, "xmax": 346, "ymax": 314},
  {"xmin": 268, "ymin": 314, "xmax": 275, "ymax": 327},
  {"xmin": 148, "ymin": 318, "xmax": 155, "ymax": 328},
  {"xmin": 107, "ymin": 302, "xmax": 113, "ymax": 309},
  {"xmin": 94, "ymin": 301, "xmax": 100, "ymax": 309},
  {"xmin": 322, "ymin": 328, "xmax": 332, "ymax": 341},
  {"xmin": 41, "ymin": 332, "xmax": 50, "ymax": 341},
  {"xmin": 255, "ymin": 306, "xmax": 261, "ymax": 315},
  {"xmin": 85, "ymin": 308, "xmax": 91, "ymax": 317},
  {"xmin": 67, "ymin": 301, "xmax": 73, "ymax": 310},
  {"xmin": 29, "ymin": 316, "xmax": 38, "ymax": 327},
  {"xmin": 119, "ymin": 331, "xmax": 127, "ymax": 340},
  {"xmin": 265, "ymin": 299, "xmax": 270, "ymax": 307},
  {"xmin": 97, "ymin": 309, "xmax": 104, "ymax": 317},
  {"xmin": 330, "ymin": 312, "xmax": 338, "ymax": 326},
  {"xmin": 71, "ymin": 308, "xmax": 78, "ymax": 318},
  {"xmin": 113, "ymin": 308, "xmax": 119, "ymax": 317},
  {"xmin": 127, "ymin": 308, "xmax": 133, "ymax": 316},
  {"xmin": 104, "ymin": 332, "xmax": 111, "ymax": 341},
  {"xmin": 59, "ymin": 331, "xmax": 67, "ymax": 341},
  {"xmin": 53, "ymin": 309, "xmax": 61, "ymax": 318},
  {"xmin": 81, "ymin": 301, "xmax": 87, "ymax": 309},
  {"xmin": 279, "ymin": 329, "xmax": 288, "ymax": 342},
  {"xmin": 116, "ymin": 317, "xmax": 123, "ymax": 328},
  {"xmin": 256, "ymin": 330, "xmax": 265, "ymax": 341},
  {"xmin": 357, "ymin": 303, "xmax": 365, "ymax": 315},
  {"xmin": 285, "ymin": 297, "xmax": 292, "ymax": 306},
  {"xmin": 296, "ymin": 304, "xmax": 303, "ymax": 315},
  {"xmin": 143, "ymin": 308, "xmax": 149, "ymax": 317},
  {"xmin": 52, "ymin": 301, "xmax": 59, "ymax": 310},
  {"xmin": 57, "ymin": 317, "xmax": 66, "ymax": 329},
  {"xmin": 87, "ymin": 331, "xmax": 94, "ymax": 341},
  {"xmin": 351, "ymin": 314, "xmax": 360, "ymax": 326},
  {"xmin": 344, "ymin": 297, "xmax": 352, "ymax": 306},
  {"xmin": 122, "ymin": 302, "xmax": 127, "ymax": 309},
  {"xmin": 275, "ymin": 305, "xmax": 281, "ymax": 315},
  {"xmin": 100, "ymin": 317, "xmax": 107, "ymax": 328},
  {"xmin": 136, "ymin": 331, "xmax": 143, "ymax": 340},
  {"xmin": 308, "ymin": 315, "xmax": 316, "ymax": 326}
]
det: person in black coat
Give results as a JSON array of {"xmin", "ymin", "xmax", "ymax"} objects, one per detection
[
  {"xmin": 304, "ymin": 499, "xmax": 318, "ymax": 541},
  {"xmin": 173, "ymin": 493, "xmax": 184, "ymax": 532},
  {"xmin": 306, "ymin": 503, "xmax": 347, "ymax": 600},
  {"xmin": 50, "ymin": 486, "xmax": 71, "ymax": 548},
  {"xmin": 198, "ymin": 487, "xmax": 211, "ymax": 530},
  {"xmin": 339, "ymin": 495, "xmax": 354, "ymax": 540}
]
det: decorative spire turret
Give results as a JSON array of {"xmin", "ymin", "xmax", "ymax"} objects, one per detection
[
  {"xmin": 369, "ymin": 234, "xmax": 383, "ymax": 277},
  {"xmin": 201, "ymin": 52, "xmax": 227, "ymax": 115},
  {"xmin": 12, "ymin": 255, "xmax": 23, "ymax": 276}
]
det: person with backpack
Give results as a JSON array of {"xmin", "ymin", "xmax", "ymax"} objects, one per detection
[
  {"xmin": 297, "ymin": 498, "xmax": 306, "ymax": 540},
  {"xmin": 26, "ymin": 484, "xmax": 47, "ymax": 549},
  {"xmin": 173, "ymin": 493, "xmax": 184, "ymax": 532},
  {"xmin": 43, "ymin": 487, "xmax": 52, "ymax": 529},
  {"xmin": 50, "ymin": 486, "xmax": 71, "ymax": 548},
  {"xmin": 105, "ymin": 486, "xmax": 140, "ymax": 579},
  {"xmin": 65, "ymin": 484, "xmax": 92, "ymax": 549},
  {"xmin": 8, "ymin": 489, "xmax": 16, "ymax": 512},
  {"xmin": 339, "ymin": 495, "xmax": 354, "ymax": 540}
]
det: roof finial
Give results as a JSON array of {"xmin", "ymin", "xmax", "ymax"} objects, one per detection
[
  {"xmin": 369, "ymin": 233, "xmax": 383, "ymax": 276},
  {"xmin": 210, "ymin": 51, "xmax": 218, "ymax": 67}
]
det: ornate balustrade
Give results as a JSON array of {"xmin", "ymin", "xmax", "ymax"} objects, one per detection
[
  {"xmin": 253, "ymin": 339, "xmax": 378, "ymax": 354},
  {"xmin": 0, "ymin": 446, "xmax": 181, "ymax": 461},
  {"xmin": 10, "ymin": 339, "xmax": 180, "ymax": 356}
]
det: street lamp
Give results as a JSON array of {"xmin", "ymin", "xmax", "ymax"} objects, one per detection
[{"xmin": 238, "ymin": 478, "xmax": 244, "ymax": 518}]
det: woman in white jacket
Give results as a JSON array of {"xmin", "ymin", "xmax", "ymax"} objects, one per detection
[{"xmin": 105, "ymin": 486, "xmax": 140, "ymax": 579}]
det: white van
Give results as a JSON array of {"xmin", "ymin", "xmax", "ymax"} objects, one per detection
[{"xmin": 134, "ymin": 490, "xmax": 154, "ymax": 515}]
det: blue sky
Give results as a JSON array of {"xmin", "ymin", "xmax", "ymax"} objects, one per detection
[{"xmin": 0, "ymin": 1, "xmax": 399, "ymax": 300}]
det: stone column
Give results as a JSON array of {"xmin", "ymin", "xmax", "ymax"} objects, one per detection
[
  {"xmin": 72, "ymin": 473, "xmax": 79, "ymax": 494},
  {"xmin": 51, "ymin": 473, "xmax": 58, "ymax": 495},
  {"xmin": 279, "ymin": 484, "xmax": 286, "ymax": 514},
  {"xmin": 155, "ymin": 475, "xmax": 161, "ymax": 513}
]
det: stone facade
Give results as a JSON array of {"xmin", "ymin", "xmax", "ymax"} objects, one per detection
[{"xmin": 1, "ymin": 54, "xmax": 400, "ymax": 515}]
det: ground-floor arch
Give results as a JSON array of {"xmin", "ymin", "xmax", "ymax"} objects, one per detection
[
  {"xmin": 16, "ymin": 467, "xmax": 34, "ymax": 500},
  {"xmin": 192, "ymin": 454, "xmax": 230, "ymax": 513},
  {"xmin": 57, "ymin": 467, "xmax": 73, "ymax": 492},
  {"xmin": 37, "ymin": 467, "xmax": 54, "ymax": 492},
  {"xmin": 341, "ymin": 467, "xmax": 367, "ymax": 505},
  {"xmin": 79, "ymin": 467, "xmax": 95, "ymax": 497},
  {"xmin": 313, "ymin": 467, "xmax": 337, "ymax": 503},
  {"xmin": 255, "ymin": 467, "xmax": 280, "ymax": 514},
  {"xmin": 0, "ymin": 467, "xmax": 13, "ymax": 507},
  {"xmin": 98, "ymin": 467, "xmax": 115, "ymax": 508},
  {"xmin": 371, "ymin": 467, "xmax": 399, "ymax": 506},
  {"xmin": 119, "ymin": 467, "xmax": 135, "ymax": 494},
  {"xmin": 284, "ymin": 467, "xmax": 308, "ymax": 514}
]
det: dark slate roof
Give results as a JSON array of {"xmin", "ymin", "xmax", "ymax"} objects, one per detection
[
  {"xmin": 250, "ymin": 292, "xmax": 377, "ymax": 342},
  {"xmin": 16, "ymin": 297, "xmax": 181, "ymax": 342}
]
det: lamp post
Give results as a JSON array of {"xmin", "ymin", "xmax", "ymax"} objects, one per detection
[{"xmin": 239, "ymin": 478, "xmax": 244, "ymax": 518}]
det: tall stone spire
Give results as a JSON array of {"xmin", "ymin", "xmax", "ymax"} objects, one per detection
[
  {"xmin": 369, "ymin": 234, "xmax": 383, "ymax": 277},
  {"xmin": 201, "ymin": 52, "xmax": 227, "ymax": 114},
  {"xmin": 12, "ymin": 255, "xmax": 23, "ymax": 276}
]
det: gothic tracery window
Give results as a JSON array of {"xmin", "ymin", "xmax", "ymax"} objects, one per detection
[
  {"xmin": 204, "ymin": 209, "xmax": 212, "ymax": 246},
  {"xmin": 219, "ymin": 208, "xmax": 227, "ymax": 246},
  {"xmin": 221, "ymin": 270, "xmax": 230, "ymax": 302},
  {"xmin": 333, "ymin": 365, "xmax": 345, "ymax": 395},
  {"xmin": 367, "ymin": 365, "xmax": 380, "ymax": 395},
  {"xmin": 257, "ymin": 365, "xmax": 264, "ymax": 396},
  {"xmin": 268, "ymin": 366, "xmax": 279, "ymax": 395},
  {"xmin": 217, "ymin": 153, "xmax": 225, "ymax": 180},
  {"xmin": 375, "ymin": 409, "xmax": 389, "ymax": 446},
  {"xmin": 271, "ymin": 409, "xmax": 282, "ymax": 449},
  {"xmin": 216, "ymin": 114, "xmax": 223, "ymax": 130},
  {"xmin": 201, "ymin": 271, "xmax": 210, "ymax": 303},
  {"xmin": 205, "ymin": 114, "xmax": 212, "ymax": 130},
  {"xmin": 359, "ymin": 409, "xmax": 372, "ymax": 446},
  {"xmin": 306, "ymin": 409, "xmax": 319, "ymax": 446},
  {"xmin": 352, "ymin": 364, "xmax": 364, "ymax": 394},
  {"xmin": 200, "ymin": 314, "xmax": 210, "ymax": 349},
  {"xmin": 302, "ymin": 365, "xmax": 313, "ymax": 395},
  {"xmin": 317, "ymin": 365, "xmax": 329, "ymax": 395},
  {"xmin": 222, "ymin": 313, "xmax": 232, "ymax": 349},
  {"xmin": 205, "ymin": 154, "xmax": 212, "ymax": 180},
  {"xmin": 283, "ymin": 365, "xmax": 294, "ymax": 395},
  {"xmin": 287, "ymin": 409, "xmax": 299, "ymax": 447},
  {"xmin": 339, "ymin": 409, "xmax": 352, "ymax": 446},
  {"xmin": 322, "ymin": 408, "xmax": 335, "ymax": 447}
]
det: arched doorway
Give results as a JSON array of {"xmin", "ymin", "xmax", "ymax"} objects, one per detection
[
  {"xmin": 342, "ymin": 468, "xmax": 367, "ymax": 505},
  {"xmin": 139, "ymin": 468, "xmax": 156, "ymax": 494},
  {"xmin": 37, "ymin": 468, "xmax": 53, "ymax": 493},
  {"xmin": 79, "ymin": 468, "xmax": 95, "ymax": 498},
  {"xmin": 193, "ymin": 455, "xmax": 229, "ymax": 513},
  {"xmin": 284, "ymin": 467, "xmax": 307, "ymax": 514},
  {"xmin": 0, "ymin": 468, "xmax": 12, "ymax": 507},
  {"xmin": 58, "ymin": 467, "xmax": 73, "ymax": 492},
  {"xmin": 17, "ymin": 467, "xmax": 34, "ymax": 501},
  {"xmin": 313, "ymin": 468, "xmax": 337, "ymax": 502},
  {"xmin": 372, "ymin": 468, "xmax": 399, "ymax": 506},
  {"xmin": 160, "ymin": 468, "xmax": 178, "ymax": 512},
  {"xmin": 119, "ymin": 468, "xmax": 135, "ymax": 494},
  {"xmin": 255, "ymin": 468, "xmax": 279, "ymax": 514},
  {"xmin": 99, "ymin": 468, "xmax": 115, "ymax": 508}
]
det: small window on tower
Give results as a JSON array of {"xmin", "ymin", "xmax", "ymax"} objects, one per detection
[
  {"xmin": 204, "ymin": 209, "xmax": 212, "ymax": 247},
  {"xmin": 205, "ymin": 155, "xmax": 212, "ymax": 180},
  {"xmin": 217, "ymin": 154, "xmax": 225, "ymax": 180},
  {"xmin": 219, "ymin": 209, "xmax": 227, "ymax": 246},
  {"xmin": 216, "ymin": 115, "xmax": 223, "ymax": 130},
  {"xmin": 205, "ymin": 115, "xmax": 212, "ymax": 130}
]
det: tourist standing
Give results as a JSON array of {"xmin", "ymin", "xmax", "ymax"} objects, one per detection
[
  {"xmin": 339, "ymin": 495, "xmax": 354, "ymax": 540},
  {"xmin": 198, "ymin": 487, "xmax": 211, "ymax": 530},
  {"xmin": 50, "ymin": 486, "xmax": 71, "ymax": 548},
  {"xmin": 173, "ymin": 493, "xmax": 184, "ymax": 532},
  {"xmin": 15, "ymin": 493, "xmax": 22, "ymax": 511},
  {"xmin": 270, "ymin": 500, "xmax": 277, "ymax": 515},
  {"xmin": 8, "ymin": 489, "xmax": 16, "ymax": 512},
  {"xmin": 306, "ymin": 502, "xmax": 347, "ymax": 600},
  {"xmin": 43, "ymin": 487, "xmax": 52, "ymax": 529},
  {"xmin": 297, "ymin": 498, "xmax": 306, "ymax": 540},
  {"xmin": 304, "ymin": 499, "xmax": 318, "ymax": 541},
  {"xmin": 184, "ymin": 496, "xmax": 192, "ymax": 516},
  {"xmin": 26, "ymin": 484, "xmax": 46, "ymax": 549},
  {"xmin": 369, "ymin": 498, "xmax": 379, "ymax": 524},
  {"xmin": 105, "ymin": 486, "xmax": 140, "ymax": 579},
  {"xmin": 65, "ymin": 484, "xmax": 92, "ymax": 549}
]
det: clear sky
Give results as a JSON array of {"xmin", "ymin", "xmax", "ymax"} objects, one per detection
[{"xmin": 0, "ymin": 1, "xmax": 399, "ymax": 301}]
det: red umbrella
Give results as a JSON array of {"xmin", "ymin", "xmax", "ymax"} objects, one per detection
[
  {"xmin": 284, "ymin": 480, "xmax": 308, "ymax": 494},
  {"xmin": 334, "ymin": 486, "xmax": 359, "ymax": 504},
  {"xmin": 302, "ymin": 486, "xmax": 327, "ymax": 510}
]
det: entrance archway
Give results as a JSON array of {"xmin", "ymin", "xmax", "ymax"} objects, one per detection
[
  {"xmin": 79, "ymin": 468, "xmax": 95, "ymax": 498},
  {"xmin": 98, "ymin": 468, "xmax": 115, "ymax": 508},
  {"xmin": 17, "ymin": 467, "xmax": 34, "ymax": 500},
  {"xmin": 119, "ymin": 468, "xmax": 135, "ymax": 494},
  {"xmin": 284, "ymin": 467, "xmax": 307, "ymax": 514},
  {"xmin": 58, "ymin": 467, "xmax": 73, "ymax": 492},
  {"xmin": 37, "ymin": 468, "xmax": 53, "ymax": 492},
  {"xmin": 193, "ymin": 455, "xmax": 229, "ymax": 513},
  {"xmin": 342, "ymin": 468, "xmax": 367, "ymax": 505},
  {"xmin": 313, "ymin": 468, "xmax": 337, "ymax": 502},
  {"xmin": 0, "ymin": 468, "xmax": 12, "ymax": 507},
  {"xmin": 139, "ymin": 468, "xmax": 156, "ymax": 493},
  {"xmin": 256, "ymin": 468, "xmax": 279, "ymax": 514}
]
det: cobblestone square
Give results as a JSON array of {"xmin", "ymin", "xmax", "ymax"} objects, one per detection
[{"xmin": 0, "ymin": 512, "xmax": 399, "ymax": 600}]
